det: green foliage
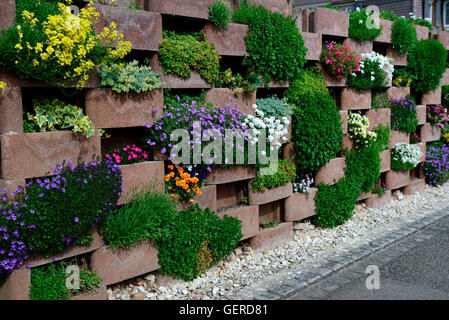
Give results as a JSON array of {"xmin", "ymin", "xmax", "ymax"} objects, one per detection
[
  {"xmin": 391, "ymin": 96, "xmax": 418, "ymax": 133},
  {"xmin": 345, "ymin": 142, "xmax": 381, "ymax": 193},
  {"xmin": 374, "ymin": 124, "xmax": 391, "ymax": 151},
  {"xmin": 233, "ymin": 2, "xmax": 307, "ymax": 85},
  {"xmin": 407, "ymin": 39, "xmax": 448, "ymax": 94},
  {"xmin": 379, "ymin": 9, "xmax": 398, "ymax": 21},
  {"xmin": 26, "ymin": 99, "xmax": 101, "ymax": 138},
  {"xmin": 99, "ymin": 60, "xmax": 164, "ymax": 93},
  {"xmin": 256, "ymin": 95, "xmax": 293, "ymax": 119},
  {"xmin": 251, "ymin": 159, "xmax": 296, "ymax": 193},
  {"xmin": 101, "ymin": 190, "xmax": 178, "ymax": 250},
  {"xmin": 30, "ymin": 259, "xmax": 101, "ymax": 300},
  {"xmin": 156, "ymin": 204, "xmax": 242, "ymax": 281},
  {"xmin": 158, "ymin": 31, "xmax": 220, "ymax": 85},
  {"xmin": 410, "ymin": 17, "xmax": 433, "ymax": 31},
  {"xmin": 392, "ymin": 67, "xmax": 413, "ymax": 87},
  {"xmin": 263, "ymin": 219, "xmax": 279, "ymax": 229},
  {"xmin": 216, "ymin": 69, "xmax": 262, "ymax": 93},
  {"xmin": 208, "ymin": 0, "xmax": 230, "ymax": 30},
  {"xmin": 391, "ymin": 17, "xmax": 417, "ymax": 57},
  {"xmin": 349, "ymin": 8, "xmax": 382, "ymax": 41},
  {"xmin": 371, "ymin": 91, "xmax": 391, "ymax": 109},
  {"xmin": 286, "ymin": 70, "xmax": 343, "ymax": 172}
]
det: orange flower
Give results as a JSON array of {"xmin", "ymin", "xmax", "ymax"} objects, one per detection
[
  {"xmin": 170, "ymin": 172, "xmax": 175, "ymax": 177},
  {"xmin": 197, "ymin": 190, "xmax": 203, "ymax": 196},
  {"xmin": 178, "ymin": 167, "xmax": 184, "ymax": 174},
  {"xmin": 168, "ymin": 165, "xmax": 174, "ymax": 170},
  {"xmin": 164, "ymin": 174, "xmax": 170, "ymax": 182}
]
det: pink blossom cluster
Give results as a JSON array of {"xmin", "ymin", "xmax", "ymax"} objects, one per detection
[
  {"xmin": 426, "ymin": 105, "xmax": 448, "ymax": 129},
  {"xmin": 321, "ymin": 41, "xmax": 361, "ymax": 81},
  {"xmin": 104, "ymin": 145, "xmax": 149, "ymax": 165}
]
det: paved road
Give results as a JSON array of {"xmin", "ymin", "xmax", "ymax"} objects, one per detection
[{"xmin": 287, "ymin": 214, "xmax": 449, "ymax": 300}]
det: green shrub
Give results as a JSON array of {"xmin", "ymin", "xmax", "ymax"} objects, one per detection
[
  {"xmin": 349, "ymin": 8, "xmax": 382, "ymax": 41},
  {"xmin": 156, "ymin": 204, "xmax": 242, "ymax": 281},
  {"xmin": 391, "ymin": 96, "xmax": 418, "ymax": 133},
  {"xmin": 98, "ymin": 60, "xmax": 164, "ymax": 93},
  {"xmin": 232, "ymin": 2, "xmax": 307, "ymax": 85},
  {"xmin": 391, "ymin": 17, "xmax": 417, "ymax": 57},
  {"xmin": 30, "ymin": 259, "xmax": 101, "ymax": 300},
  {"xmin": 380, "ymin": 9, "xmax": 398, "ymax": 21},
  {"xmin": 407, "ymin": 39, "xmax": 448, "ymax": 94},
  {"xmin": 26, "ymin": 98, "xmax": 101, "ymax": 138},
  {"xmin": 251, "ymin": 159, "xmax": 296, "ymax": 193},
  {"xmin": 101, "ymin": 190, "xmax": 178, "ymax": 250},
  {"xmin": 158, "ymin": 31, "xmax": 220, "ymax": 85},
  {"xmin": 374, "ymin": 124, "xmax": 391, "ymax": 151},
  {"xmin": 256, "ymin": 95, "xmax": 293, "ymax": 119},
  {"xmin": 286, "ymin": 70, "xmax": 343, "ymax": 172},
  {"xmin": 371, "ymin": 91, "xmax": 391, "ymax": 109},
  {"xmin": 208, "ymin": 0, "xmax": 230, "ymax": 30},
  {"xmin": 345, "ymin": 142, "xmax": 381, "ymax": 193}
]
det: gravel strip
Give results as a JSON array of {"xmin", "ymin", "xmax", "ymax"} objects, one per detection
[{"xmin": 108, "ymin": 182, "xmax": 449, "ymax": 300}]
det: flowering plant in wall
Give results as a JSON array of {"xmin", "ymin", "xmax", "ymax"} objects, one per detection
[
  {"xmin": 321, "ymin": 41, "xmax": 361, "ymax": 81},
  {"xmin": 391, "ymin": 142, "xmax": 422, "ymax": 170},
  {"xmin": 372, "ymin": 181, "xmax": 388, "ymax": 196},
  {"xmin": 426, "ymin": 105, "xmax": 448, "ymax": 129},
  {"xmin": 293, "ymin": 174, "xmax": 314, "ymax": 195},
  {"xmin": 104, "ymin": 145, "xmax": 150, "ymax": 165},
  {"xmin": 0, "ymin": 0, "xmax": 131, "ymax": 88},
  {"xmin": 423, "ymin": 144, "xmax": 449, "ymax": 186},
  {"xmin": 347, "ymin": 52, "xmax": 394, "ymax": 90},
  {"xmin": 165, "ymin": 165, "xmax": 202, "ymax": 203},
  {"xmin": 0, "ymin": 81, "xmax": 6, "ymax": 95},
  {"xmin": 391, "ymin": 96, "xmax": 418, "ymax": 133},
  {"xmin": 0, "ymin": 159, "xmax": 122, "ymax": 275},
  {"xmin": 348, "ymin": 112, "xmax": 377, "ymax": 147}
]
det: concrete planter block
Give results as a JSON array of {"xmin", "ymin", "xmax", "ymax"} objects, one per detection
[
  {"xmin": 380, "ymin": 150, "xmax": 391, "ymax": 173},
  {"xmin": 205, "ymin": 88, "xmax": 256, "ymax": 115},
  {"xmin": 94, "ymin": 4, "xmax": 162, "ymax": 51},
  {"xmin": 415, "ymin": 25, "xmax": 429, "ymax": 41},
  {"xmin": 420, "ymin": 123, "xmax": 441, "ymax": 142},
  {"xmin": 386, "ymin": 48, "xmax": 407, "ymax": 66},
  {"xmin": 72, "ymin": 284, "xmax": 107, "ymax": 300},
  {"xmin": 194, "ymin": 184, "xmax": 217, "ymax": 212},
  {"xmin": 366, "ymin": 108, "xmax": 391, "ymax": 130},
  {"xmin": 284, "ymin": 188, "xmax": 317, "ymax": 222},
  {"xmin": 441, "ymin": 68, "xmax": 449, "ymax": 86},
  {"xmin": 248, "ymin": 0, "xmax": 292, "ymax": 16},
  {"xmin": 365, "ymin": 190, "xmax": 392, "ymax": 208},
  {"xmin": 0, "ymin": 0, "xmax": 15, "ymax": 31},
  {"xmin": 204, "ymin": 23, "xmax": 248, "ymax": 56},
  {"xmin": 323, "ymin": 72, "xmax": 346, "ymax": 87},
  {"xmin": 390, "ymin": 130, "xmax": 410, "ymax": 149},
  {"xmin": 340, "ymin": 88, "xmax": 371, "ymax": 110},
  {"xmin": 417, "ymin": 142, "xmax": 426, "ymax": 163},
  {"xmin": 91, "ymin": 241, "xmax": 160, "ymax": 285},
  {"xmin": 375, "ymin": 19, "xmax": 392, "ymax": 43},
  {"xmin": 0, "ymin": 87, "xmax": 23, "ymax": 134},
  {"xmin": 148, "ymin": 0, "xmax": 213, "ymax": 20},
  {"xmin": 0, "ymin": 131, "xmax": 101, "ymax": 180},
  {"xmin": 118, "ymin": 161, "xmax": 165, "ymax": 205},
  {"xmin": 216, "ymin": 182, "xmax": 244, "ymax": 211},
  {"xmin": 386, "ymin": 170, "xmax": 410, "ymax": 190},
  {"xmin": 249, "ymin": 222, "xmax": 294, "ymax": 251},
  {"xmin": 341, "ymin": 135, "xmax": 354, "ymax": 152},
  {"xmin": 315, "ymin": 157, "xmax": 346, "ymax": 186},
  {"xmin": 218, "ymin": 205, "xmax": 259, "ymax": 240},
  {"xmin": 403, "ymin": 177, "xmax": 425, "ymax": 195},
  {"xmin": 301, "ymin": 32, "xmax": 322, "ymax": 61},
  {"xmin": 343, "ymin": 38, "xmax": 373, "ymax": 55},
  {"xmin": 340, "ymin": 110, "xmax": 349, "ymax": 134},
  {"xmin": 436, "ymin": 31, "xmax": 449, "ymax": 50},
  {"xmin": 258, "ymin": 201, "xmax": 281, "ymax": 224},
  {"xmin": 206, "ymin": 166, "xmax": 256, "ymax": 185},
  {"xmin": 283, "ymin": 142, "xmax": 297, "ymax": 165},
  {"xmin": 387, "ymin": 87, "xmax": 410, "ymax": 100},
  {"xmin": 358, "ymin": 191, "xmax": 372, "ymax": 201},
  {"xmin": 417, "ymin": 105, "xmax": 426, "ymax": 125},
  {"xmin": 85, "ymin": 88, "xmax": 163, "ymax": 129},
  {"xmin": 0, "ymin": 265, "xmax": 31, "ymax": 300},
  {"xmin": 421, "ymin": 87, "xmax": 441, "ymax": 105},
  {"xmin": 313, "ymin": 7, "xmax": 348, "ymax": 37},
  {"xmin": 0, "ymin": 179, "xmax": 26, "ymax": 199},
  {"xmin": 248, "ymin": 182, "xmax": 293, "ymax": 206}
]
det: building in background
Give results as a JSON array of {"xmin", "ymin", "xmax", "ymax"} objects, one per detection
[{"xmin": 292, "ymin": 0, "xmax": 449, "ymax": 30}]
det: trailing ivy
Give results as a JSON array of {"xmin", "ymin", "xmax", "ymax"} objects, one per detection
[
  {"xmin": 232, "ymin": 2, "xmax": 307, "ymax": 85},
  {"xmin": 286, "ymin": 69, "xmax": 343, "ymax": 172}
]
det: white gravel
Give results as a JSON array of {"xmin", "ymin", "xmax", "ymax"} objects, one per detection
[{"xmin": 108, "ymin": 182, "xmax": 449, "ymax": 300}]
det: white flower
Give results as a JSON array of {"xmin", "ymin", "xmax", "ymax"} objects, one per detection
[{"xmin": 358, "ymin": 20, "xmax": 363, "ymax": 24}]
